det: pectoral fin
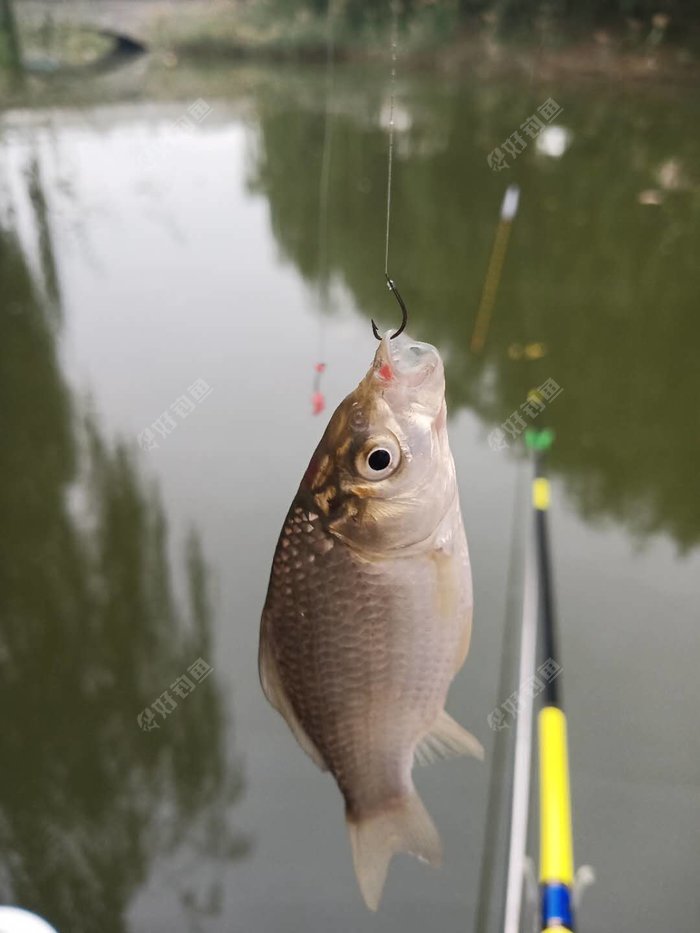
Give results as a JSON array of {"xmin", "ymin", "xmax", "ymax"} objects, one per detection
[{"xmin": 414, "ymin": 709, "xmax": 484, "ymax": 766}]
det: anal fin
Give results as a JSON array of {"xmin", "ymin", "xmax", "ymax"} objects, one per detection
[{"xmin": 415, "ymin": 709, "xmax": 484, "ymax": 766}]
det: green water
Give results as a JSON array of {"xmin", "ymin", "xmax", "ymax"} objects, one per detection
[{"xmin": 0, "ymin": 59, "xmax": 698, "ymax": 932}]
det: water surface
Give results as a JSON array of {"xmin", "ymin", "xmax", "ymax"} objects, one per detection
[{"xmin": 1, "ymin": 60, "xmax": 699, "ymax": 933}]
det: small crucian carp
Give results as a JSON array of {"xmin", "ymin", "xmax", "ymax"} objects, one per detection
[{"xmin": 259, "ymin": 331, "xmax": 482, "ymax": 910}]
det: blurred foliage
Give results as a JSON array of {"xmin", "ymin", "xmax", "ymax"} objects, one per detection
[
  {"xmin": 272, "ymin": 0, "xmax": 699, "ymax": 33},
  {"xmin": 247, "ymin": 69, "xmax": 700, "ymax": 551},
  {"xmin": 0, "ymin": 159, "xmax": 248, "ymax": 932},
  {"xmin": 5, "ymin": 0, "xmax": 700, "ymax": 75},
  {"xmin": 0, "ymin": 0, "xmax": 21, "ymax": 72}
]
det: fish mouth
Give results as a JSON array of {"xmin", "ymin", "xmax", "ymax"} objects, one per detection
[{"xmin": 375, "ymin": 332, "xmax": 441, "ymax": 388}]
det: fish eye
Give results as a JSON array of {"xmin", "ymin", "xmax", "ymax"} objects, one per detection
[
  {"xmin": 368, "ymin": 448, "xmax": 391, "ymax": 471},
  {"xmin": 356, "ymin": 437, "xmax": 401, "ymax": 481}
]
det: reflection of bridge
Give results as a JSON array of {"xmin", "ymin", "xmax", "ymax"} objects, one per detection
[
  {"xmin": 26, "ymin": 29, "xmax": 147, "ymax": 76},
  {"xmin": 7, "ymin": 0, "xmax": 149, "ymax": 74}
]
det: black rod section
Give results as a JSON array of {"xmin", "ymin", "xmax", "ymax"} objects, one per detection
[{"xmin": 534, "ymin": 447, "xmax": 561, "ymax": 709}]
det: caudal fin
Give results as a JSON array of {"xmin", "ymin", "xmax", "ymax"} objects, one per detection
[{"xmin": 347, "ymin": 791, "xmax": 442, "ymax": 911}]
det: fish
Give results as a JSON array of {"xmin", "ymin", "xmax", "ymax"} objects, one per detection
[{"xmin": 259, "ymin": 331, "xmax": 483, "ymax": 910}]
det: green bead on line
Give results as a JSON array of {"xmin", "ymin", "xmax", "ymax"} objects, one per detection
[{"xmin": 524, "ymin": 427, "xmax": 555, "ymax": 451}]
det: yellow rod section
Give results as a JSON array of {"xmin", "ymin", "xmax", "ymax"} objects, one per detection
[{"xmin": 538, "ymin": 706, "xmax": 574, "ymax": 885}]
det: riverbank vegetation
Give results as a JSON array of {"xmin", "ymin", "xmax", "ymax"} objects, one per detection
[{"xmin": 2, "ymin": 0, "xmax": 700, "ymax": 83}]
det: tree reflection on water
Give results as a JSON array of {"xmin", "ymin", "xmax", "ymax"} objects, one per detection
[
  {"xmin": 248, "ymin": 71, "xmax": 700, "ymax": 551},
  {"xmin": 0, "ymin": 158, "xmax": 248, "ymax": 933}
]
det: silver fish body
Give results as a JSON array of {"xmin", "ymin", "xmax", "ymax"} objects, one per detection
[{"xmin": 259, "ymin": 332, "xmax": 482, "ymax": 909}]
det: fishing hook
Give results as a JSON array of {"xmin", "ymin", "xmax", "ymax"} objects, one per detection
[{"xmin": 372, "ymin": 275, "xmax": 408, "ymax": 340}]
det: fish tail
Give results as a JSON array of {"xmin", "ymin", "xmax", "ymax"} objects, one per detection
[{"xmin": 346, "ymin": 790, "xmax": 442, "ymax": 911}]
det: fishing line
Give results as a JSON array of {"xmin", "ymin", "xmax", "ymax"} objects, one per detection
[
  {"xmin": 317, "ymin": 0, "xmax": 337, "ymax": 302},
  {"xmin": 310, "ymin": 0, "xmax": 338, "ymax": 415},
  {"xmin": 383, "ymin": 1, "xmax": 398, "ymax": 282},
  {"xmin": 372, "ymin": 0, "xmax": 408, "ymax": 341}
]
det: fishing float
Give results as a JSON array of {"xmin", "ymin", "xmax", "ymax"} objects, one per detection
[{"xmin": 470, "ymin": 184, "xmax": 520, "ymax": 355}]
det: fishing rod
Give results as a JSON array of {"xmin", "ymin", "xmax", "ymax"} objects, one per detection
[
  {"xmin": 526, "ymin": 426, "xmax": 579, "ymax": 933},
  {"xmin": 474, "ymin": 462, "xmax": 530, "ymax": 933},
  {"xmin": 488, "ymin": 426, "xmax": 591, "ymax": 933},
  {"xmin": 502, "ymin": 497, "xmax": 539, "ymax": 933}
]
